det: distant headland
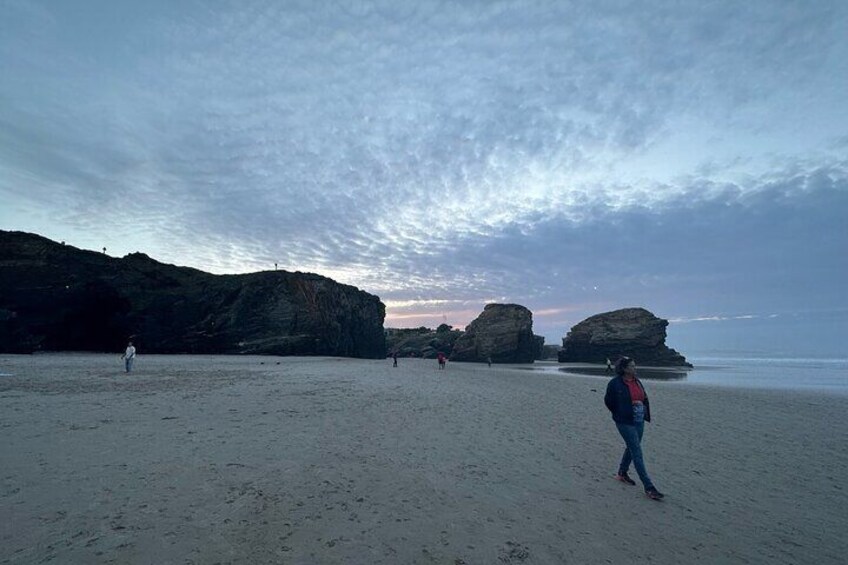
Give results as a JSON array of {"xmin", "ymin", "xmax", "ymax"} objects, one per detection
[{"xmin": 0, "ymin": 231, "xmax": 385, "ymax": 358}]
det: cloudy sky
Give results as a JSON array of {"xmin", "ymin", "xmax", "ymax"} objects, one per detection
[{"xmin": 2, "ymin": 0, "xmax": 846, "ymax": 354}]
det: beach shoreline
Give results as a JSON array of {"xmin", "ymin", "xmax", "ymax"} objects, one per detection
[{"xmin": 1, "ymin": 354, "xmax": 845, "ymax": 564}]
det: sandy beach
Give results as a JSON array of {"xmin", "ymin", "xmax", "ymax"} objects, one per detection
[{"xmin": 1, "ymin": 354, "xmax": 845, "ymax": 564}]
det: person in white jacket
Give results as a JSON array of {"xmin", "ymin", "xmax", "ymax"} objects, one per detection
[{"xmin": 121, "ymin": 341, "xmax": 136, "ymax": 373}]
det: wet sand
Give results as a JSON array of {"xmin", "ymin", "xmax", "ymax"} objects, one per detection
[{"xmin": 1, "ymin": 354, "xmax": 845, "ymax": 564}]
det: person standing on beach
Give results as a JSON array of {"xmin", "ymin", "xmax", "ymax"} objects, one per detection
[
  {"xmin": 437, "ymin": 352, "xmax": 446, "ymax": 370},
  {"xmin": 392, "ymin": 351, "xmax": 398, "ymax": 367},
  {"xmin": 121, "ymin": 341, "xmax": 136, "ymax": 373},
  {"xmin": 487, "ymin": 356, "xmax": 492, "ymax": 368},
  {"xmin": 606, "ymin": 358, "xmax": 613, "ymax": 373},
  {"xmin": 604, "ymin": 356, "xmax": 665, "ymax": 500}
]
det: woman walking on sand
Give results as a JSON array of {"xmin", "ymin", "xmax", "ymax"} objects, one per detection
[{"xmin": 604, "ymin": 356, "xmax": 665, "ymax": 500}]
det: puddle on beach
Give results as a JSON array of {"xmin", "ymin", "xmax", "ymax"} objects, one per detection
[{"xmin": 521, "ymin": 362, "xmax": 691, "ymax": 381}]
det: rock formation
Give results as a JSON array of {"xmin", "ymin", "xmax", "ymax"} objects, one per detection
[
  {"xmin": 539, "ymin": 344, "xmax": 561, "ymax": 360},
  {"xmin": 385, "ymin": 325, "xmax": 464, "ymax": 359},
  {"xmin": 532, "ymin": 335, "xmax": 546, "ymax": 360},
  {"xmin": 557, "ymin": 308, "xmax": 691, "ymax": 367},
  {"xmin": 450, "ymin": 303, "xmax": 543, "ymax": 363},
  {"xmin": 0, "ymin": 231, "xmax": 386, "ymax": 358}
]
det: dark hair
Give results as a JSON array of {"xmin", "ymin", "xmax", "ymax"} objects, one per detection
[{"xmin": 615, "ymin": 356, "xmax": 633, "ymax": 377}]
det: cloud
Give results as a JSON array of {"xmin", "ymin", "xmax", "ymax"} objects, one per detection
[
  {"xmin": 388, "ymin": 164, "xmax": 848, "ymax": 339},
  {"xmin": 669, "ymin": 314, "xmax": 761, "ymax": 324}
]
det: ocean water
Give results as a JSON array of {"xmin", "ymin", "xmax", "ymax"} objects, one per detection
[
  {"xmin": 676, "ymin": 356, "xmax": 848, "ymax": 394},
  {"xmin": 530, "ymin": 356, "xmax": 848, "ymax": 396}
]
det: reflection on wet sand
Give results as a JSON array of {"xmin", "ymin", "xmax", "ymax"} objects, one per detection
[
  {"xmin": 558, "ymin": 365, "xmax": 690, "ymax": 380},
  {"xmin": 515, "ymin": 362, "xmax": 692, "ymax": 381}
]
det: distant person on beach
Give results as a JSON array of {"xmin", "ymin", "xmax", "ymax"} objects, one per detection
[
  {"xmin": 606, "ymin": 358, "xmax": 613, "ymax": 373},
  {"xmin": 121, "ymin": 341, "xmax": 136, "ymax": 373},
  {"xmin": 392, "ymin": 351, "xmax": 398, "ymax": 367},
  {"xmin": 604, "ymin": 356, "xmax": 665, "ymax": 501},
  {"xmin": 437, "ymin": 352, "xmax": 446, "ymax": 370},
  {"xmin": 487, "ymin": 356, "xmax": 492, "ymax": 368}
]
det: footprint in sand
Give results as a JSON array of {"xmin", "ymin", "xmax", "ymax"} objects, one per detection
[{"xmin": 498, "ymin": 541, "xmax": 530, "ymax": 563}]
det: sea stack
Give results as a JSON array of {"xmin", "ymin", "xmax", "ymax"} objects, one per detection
[
  {"xmin": 450, "ymin": 303, "xmax": 544, "ymax": 363},
  {"xmin": 558, "ymin": 307, "xmax": 692, "ymax": 367}
]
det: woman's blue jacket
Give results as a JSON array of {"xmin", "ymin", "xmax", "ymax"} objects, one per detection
[{"xmin": 604, "ymin": 375, "xmax": 652, "ymax": 424}]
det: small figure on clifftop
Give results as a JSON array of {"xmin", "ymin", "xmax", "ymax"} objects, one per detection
[
  {"xmin": 604, "ymin": 357, "xmax": 665, "ymax": 501},
  {"xmin": 392, "ymin": 351, "xmax": 398, "ymax": 367},
  {"xmin": 121, "ymin": 341, "xmax": 136, "ymax": 373},
  {"xmin": 437, "ymin": 352, "xmax": 446, "ymax": 370}
]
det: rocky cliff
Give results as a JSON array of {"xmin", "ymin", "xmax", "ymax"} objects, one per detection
[
  {"xmin": 385, "ymin": 325, "xmax": 463, "ymax": 359},
  {"xmin": 539, "ymin": 344, "xmax": 561, "ymax": 360},
  {"xmin": 557, "ymin": 307, "xmax": 691, "ymax": 367},
  {"xmin": 450, "ymin": 303, "xmax": 543, "ymax": 363},
  {"xmin": 0, "ymin": 231, "xmax": 386, "ymax": 358}
]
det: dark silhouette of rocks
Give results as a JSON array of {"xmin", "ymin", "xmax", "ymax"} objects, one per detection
[
  {"xmin": 539, "ymin": 344, "xmax": 561, "ymax": 360},
  {"xmin": 532, "ymin": 335, "xmax": 546, "ymax": 360},
  {"xmin": 0, "ymin": 231, "xmax": 386, "ymax": 358},
  {"xmin": 557, "ymin": 307, "xmax": 691, "ymax": 367},
  {"xmin": 385, "ymin": 325, "xmax": 463, "ymax": 358},
  {"xmin": 450, "ymin": 303, "xmax": 543, "ymax": 363}
]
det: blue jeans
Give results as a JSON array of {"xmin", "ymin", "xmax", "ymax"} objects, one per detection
[
  {"xmin": 125, "ymin": 358, "xmax": 134, "ymax": 373},
  {"xmin": 616, "ymin": 422, "xmax": 654, "ymax": 490}
]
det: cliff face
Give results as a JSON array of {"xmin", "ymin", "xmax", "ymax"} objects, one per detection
[
  {"xmin": 450, "ymin": 303, "xmax": 543, "ymax": 363},
  {"xmin": 558, "ymin": 307, "xmax": 691, "ymax": 367},
  {"xmin": 0, "ymin": 231, "xmax": 386, "ymax": 358},
  {"xmin": 385, "ymin": 325, "xmax": 463, "ymax": 359},
  {"xmin": 540, "ymin": 344, "xmax": 561, "ymax": 360}
]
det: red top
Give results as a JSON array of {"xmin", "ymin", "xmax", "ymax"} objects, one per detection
[{"xmin": 624, "ymin": 378, "xmax": 645, "ymax": 403}]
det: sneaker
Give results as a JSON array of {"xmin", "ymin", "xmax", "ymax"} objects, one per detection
[
  {"xmin": 645, "ymin": 487, "xmax": 665, "ymax": 500},
  {"xmin": 614, "ymin": 473, "xmax": 636, "ymax": 486}
]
